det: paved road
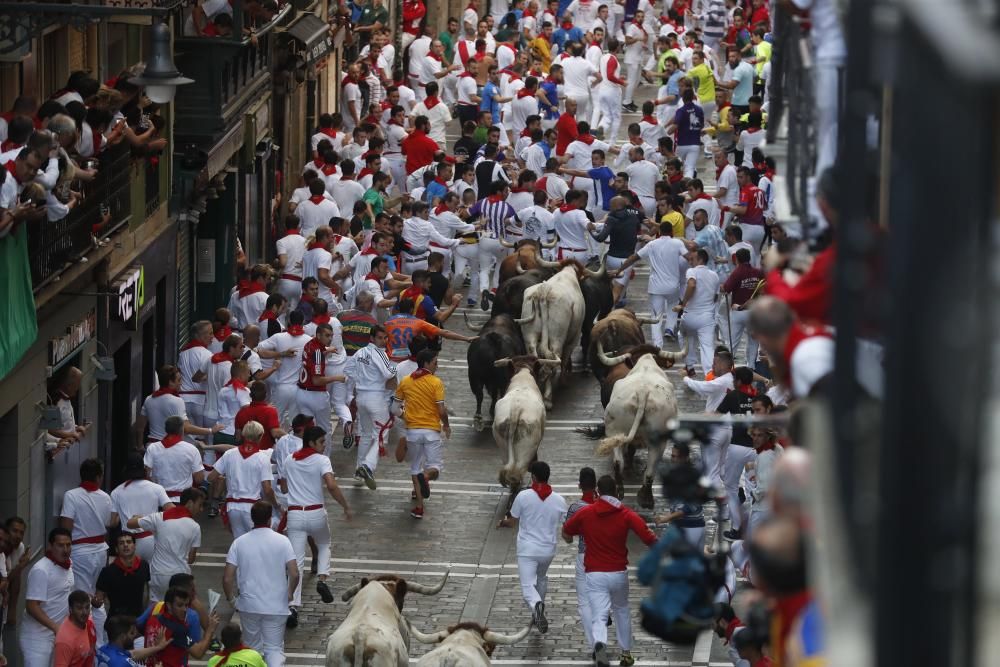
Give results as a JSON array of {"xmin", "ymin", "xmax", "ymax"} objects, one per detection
[{"xmin": 192, "ymin": 87, "xmax": 739, "ymax": 666}]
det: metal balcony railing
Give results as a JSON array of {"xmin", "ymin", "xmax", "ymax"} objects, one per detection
[{"xmin": 27, "ymin": 143, "xmax": 132, "ymax": 291}]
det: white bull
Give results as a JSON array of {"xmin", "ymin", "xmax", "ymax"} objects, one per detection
[
  {"xmin": 493, "ymin": 356, "xmax": 561, "ymax": 511},
  {"xmin": 326, "ymin": 572, "xmax": 449, "ymax": 667},
  {"xmin": 406, "ymin": 619, "xmax": 533, "ymax": 666},
  {"xmin": 516, "ymin": 261, "xmax": 599, "ymax": 408},
  {"xmin": 596, "ymin": 350, "xmax": 684, "ymax": 509}
]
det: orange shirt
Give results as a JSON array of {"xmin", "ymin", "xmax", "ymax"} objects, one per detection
[
  {"xmin": 384, "ymin": 315, "xmax": 441, "ymax": 361},
  {"xmin": 53, "ymin": 617, "xmax": 96, "ymax": 667}
]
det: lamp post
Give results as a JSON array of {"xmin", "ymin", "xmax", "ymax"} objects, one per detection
[{"xmin": 128, "ymin": 18, "xmax": 192, "ymax": 104}]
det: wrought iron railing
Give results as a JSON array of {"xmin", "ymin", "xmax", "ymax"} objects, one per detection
[{"xmin": 28, "ymin": 142, "xmax": 132, "ymax": 291}]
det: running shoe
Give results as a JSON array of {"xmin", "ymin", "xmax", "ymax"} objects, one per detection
[
  {"xmin": 358, "ymin": 465, "xmax": 377, "ymax": 490},
  {"xmin": 723, "ymin": 528, "xmax": 742, "ymax": 541},
  {"xmin": 316, "ymin": 580, "xmax": 334, "ymax": 603},
  {"xmin": 620, "ymin": 650, "xmax": 635, "ymax": 666},
  {"xmin": 533, "ymin": 601, "xmax": 549, "ymax": 634},
  {"xmin": 286, "ymin": 608, "xmax": 299, "ymax": 629},
  {"xmin": 416, "ymin": 472, "xmax": 430, "ymax": 499},
  {"xmin": 410, "ymin": 506, "xmax": 424, "ymax": 519},
  {"xmin": 480, "ymin": 289, "xmax": 491, "ymax": 312},
  {"xmin": 341, "ymin": 422, "xmax": 354, "ymax": 449},
  {"xmin": 594, "ymin": 642, "xmax": 610, "ymax": 667}
]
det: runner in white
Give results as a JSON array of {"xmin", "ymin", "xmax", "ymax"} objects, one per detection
[
  {"xmin": 110, "ymin": 454, "xmax": 174, "ymax": 561},
  {"xmin": 256, "ymin": 310, "xmax": 312, "ymax": 427},
  {"xmin": 136, "ymin": 364, "xmax": 221, "ymax": 445},
  {"xmin": 209, "ymin": 421, "xmax": 278, "ymax": 538},
  {"xmin": 275, "ymin": 215, "xmax": 308, "ymax": 311},
  {"xmin": 126, "ymin": 487, "xmax": 205, "ymax": 601},
  {"xmin": 345, "ymin": 325, "xmax": 397, "ymax": 489},
  {"xmin": 177, "ymin": 320, "xmax": 215, "ymax": 431},
  {"xmin": 143, "ymin": 415, "xmax": 206, "ymax": 502},
  {"xmin": 18, "ymin": 528, "xmax": 74, "ymax": 667}
]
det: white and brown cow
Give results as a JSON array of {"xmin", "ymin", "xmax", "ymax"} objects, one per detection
[
  {"xmin": 326, "ymin": 572, "xmax": 449, "ymax": 667},
  {"xmin": 406, "ymin": 619, "xmax": 534, "ymax": 666},
  {"xmin": 595, "ymin": 347, "xmax": 685, "ymax": 508}
]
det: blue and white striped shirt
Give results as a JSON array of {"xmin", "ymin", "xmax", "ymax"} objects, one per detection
[{"xmin": 469, "ymin": 196, "xmax": 519, "ymax": 238}]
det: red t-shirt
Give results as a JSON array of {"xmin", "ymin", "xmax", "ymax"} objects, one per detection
[
  {"xmin": 144, "ymin": 611, "xmax": 193, "ymax": 667},
  {"xmin": 738, "ymin": 184, "xmax": 766, "ymax": 225},
  {"xmin": 401, "ymin": 130, "xmax": 439, "ymax": 173},
  {"xmin": 766, "ymin": 243, "xmax": 834, "ymax": 326},
  {"xmin": 53, "ymin": 617, "xmax": 96, "ymax": 667},
  {"xmin": 723, "ymin": 263, "xmax": 766, "ymax": 306},
  {"xmin": 562, "ymin": 498, "xmax": 656, "ymax": 572},
  {"xmin": 555, "ymin": 112, "xmax": 579, "ymax": 156},
  {"xmin": 234, "ymin": 401, "xmax": 281, "ymax": 449},
  {"xmin": 298, "ymin": 338, "xmax": 329, "ymax": 391}
]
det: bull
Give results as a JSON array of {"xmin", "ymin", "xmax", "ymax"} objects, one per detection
[
  {"xmin": 588, "ymin": 310, "xmax": 664, "ymax": 406},
  {"xmin": 515, "ymin": 260, "xmax": 601, "ymax": 408},
  {"xmin": 490, "ymin": 268, "xmax": 554, "ymax": 318},
  {"xmin": 493, "ymin": 355, "xmax": 561, "ymax": 509},
  {"xmin": 577, "ymin": 260, "xmax": 614, "ymax": 360},
  {"xmin": 595, "ymin": 349, "xmax": 685, "ymax": 508},
  {"xmin": 466, "ymin": 314, "xmax": 527, "ymax": 431},
  {"xmin": 405, "ymin": 620, "xmax": 534, "ymax": 666},
  {"xmin": 496, "ymin": 237, "xmax": 557, "ymax": 285},
  {"xmin": 326, "ymin": 572, "xmax": 450, "ymax": 667}
]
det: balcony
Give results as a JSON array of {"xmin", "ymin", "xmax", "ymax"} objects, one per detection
[
  {"xmin": 27, "ymin": 142, "xmax": 132, "ymax": 291},
  {"xmin": 172, "ymin": 4, "xmax": 292, "ymax": 146}
]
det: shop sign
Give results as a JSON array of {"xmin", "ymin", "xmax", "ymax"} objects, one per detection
[
  {"xmin": 48, "ymin": 309, "xmax": 97, "ymax": 369},
  {"xmin": 113, "ymin": 264, "xmax": 146, "ymax": 331}
]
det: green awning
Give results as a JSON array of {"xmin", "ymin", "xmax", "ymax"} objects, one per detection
[{"xmin": 0, "ymin": 225, "xmax": 38, "ymax": 379}]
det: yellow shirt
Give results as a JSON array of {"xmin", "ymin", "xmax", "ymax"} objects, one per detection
[
  {"xmin": 529, "ymin": 37, "xmax": 552, "ymax": 71},
  {"xmin": 661, "ymin": 210, "xmax": 685, "ymax": 239},
  {"xmin": 753, "ymin": 40, "xmax": 772, "ymax": 76},
  {"xmin": 395, "ymin": 372, "xmax": 445, "ymax": 430},
  {"xmin": 687, "ymin": 63, "xmax": 716, "ymax": 105}
]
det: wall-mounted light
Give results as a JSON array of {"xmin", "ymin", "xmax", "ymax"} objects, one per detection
[{"xmin": 128, "ymin": 19, "xmax": 193, "ymax": 104}]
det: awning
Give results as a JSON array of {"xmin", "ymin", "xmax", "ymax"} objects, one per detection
[{"xmin": 286, "ymin": 12, "xmax": 332, "ymax": 66}]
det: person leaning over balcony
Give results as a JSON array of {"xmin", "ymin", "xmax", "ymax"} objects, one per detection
[{"xmin": 0, "ymin": 147, "xmax": 47, "ymax": 237}]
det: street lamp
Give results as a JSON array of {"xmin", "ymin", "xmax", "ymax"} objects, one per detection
[{"xmin": 128, "ymin": 18, "xmax": 192, "ymax": 104}]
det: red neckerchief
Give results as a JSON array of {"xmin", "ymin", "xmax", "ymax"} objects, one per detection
[
  {"xmin": 360, "ymin": 167, "xmax": 377, "ymax": 181},
  {"xmin": 114, "ymin": 556, "xmax": 142, "ymax": 576},
  {"xmin": 744, "ymin": 127, "xmax": 761, "ymax": 134},
  {"xmin": 632, "ymin": 21, "xmax": 647, "ymax": 39},
  {"xmin": 433, "ymin": 177, "xmax": 448, "ymax": 186},
  {"xmin": 213, "ymin": 643, "xmax": 250, "ymax": 666},
  {"xmin": 364, "ymin": 271, "xmax": 382, "ymax": 282},
  {"xmin": 308, "ymin": 192, "xmax": 329, "ymax": 205},
  {"xmin": 311, "ymin": 157, "xmax": 324, "ymax": 169},
  {"xmin": 500, "ymin": 68, "xmax": 521, "ymax": 82},
  {"xmin": 379, "ymin": 100, "xmax": 393, "ymax": 112},
  {"xmin": 322, "ymin": 163, "xmax": 338, "ymax": 176},
  {"xmin": 225, "ymin": 379, "xmax": 248, "ymax": 391},
  {"xmin": 520, "ymin": 128, "xmax": 532, "ymax": 138},
  {"xmin": 313, "ymin": 314, "xmax": 332, "ymax": 325},
  {"xmin": 581, "ymin": 490, "xmax": 597, "ymax": 503},
  {"xmin": 287, "ymin": 324, "xmax": 305, "ymax": 336},
  {"xmin": 724, "ymin": 617, "xmax": 744, "ymax": 643},
  {"xmin": 669, "ymin": 172, "xmax": 684, "ymax": 183},
  {"xmin": 237, "ymin": 443, "xmax": 260, "ymax": 459},
  {"xmin": 755, "ymin": 439, "xmax": 778, "ymax": 453},
  {"xmin": 510, "ymin": 186, "xmax": 531, "ymax": 193},
  {"xmin": 782, "ymin": 322, "xmax": 833, "ymax": 375},
  {"xmin": 239, "ymin": 281, "xmax": 266, "ymax": 298},
  {"xmin": 641, "ymin": 115, "xmax": 658, "ymax": 125},
  {"xmin": 360, "ymin": 246, "xmax": 380, "ymax": 256},
  {"xmin": 423, "ymin": 95, "xmax": 441, "ymax": 109},
  {"xmin": 577, "ymin": 133, "xmax": 595, "ymax": 145},
  {"xmin": 531, "ymin": 482, "xmax": 553, "ymax": 500},
  {"xmin": 308, "ymin": 240, "xmax": 328, "ymax": 251},
  {"xmin": 528, "ymin": 68, "xmax": 543, "ymax": 77},
  {"xmin": 559, "ymin": 203, "xmax": 576, "ymax": 212},
  {"xmin": 590, "ymin": 41, "xmax": 601, "ymax": 48},
  {"xmin": 284, "ymin": 229, "xmax": 301, "ymax": 237},
  {"xmin": 561, "ymin": 20, "xmax": 573, "ymax": 29},
  {"xmin": 151, "ymin": 387, "xmax": 179, "ymax": 398},
  {"xmin": 434, "ymin": 203, "xmax": 450, "ymax": 215},
  {"xmin": 211, "ymin": 351, "xmax": 231, "ymax": 364},
  {"xmin": 163, "ymin": 505, "xmax": 193, "ymax": 521},
  {"xmin": 695, "ymin": 192, "xmax": 713, "ymax": 201},
  {"xmin": 401, "ymin": 285, "xmax": 424, "ymax": 302},
  {"xmin": 410, "ymin": 368, "xmax": 433, "ymax": 379},
  {"xmin": 46, "ymin": 552, "xmax": 72, "ymax": 570},
  {"xmin": 4, "ymin": 161, "xmax": 22, "ymax": 185},
  {"xmin": 524, "ymin": 8, "xmax": 535, "ymax": 17},
  {"xmin": 516, "ymin": 88, "xmax": 536, "ymax": 99},
  {"xmin": 427, "ymin": 52, "xmax": 443, "ymax": 62},
  {"xmin": 716, "ymin": 163, "xmax": 728, "ymax": 180},
  {"xmin": 301, "ymin": 293, "xmax": 315, "ymax": 304},
  {"xmin": 161, "ymin": 434, "xmax": 183, "ymax": 449},
  {"xmin": 735, "ymin": 382, "xmax": 758, "ymax": 397},
  {"xmin": 181, "ymin": 339, "xmax": 207, "ymax": 351},
  {"xmin": 291, "ymin": 446, "xmax": 319, "ymax": 460},
  {"xmin": 319, "ymin": 127, "xmax": 338, "ymax": 139},
  {"xmin": 459, "ymin": 71, "xmax": 475, "ymax": 78},
  {"xmin": 80, "ymin": 481, "xmax": 100, "ymax": 492},
  {"xmin": 341, "ymin": 74, "xmax": 358, "ymax": 87},
  {"xmin": 258, "ymin": 310, "xmax": 278, "ymax": 322},
  {"xmin": 486, "ymin": 194, "xmax": 504, "ymax": 203},
  {"xmin": 0, "ymin": 140, "xmax": 22, "ymax": 153}
]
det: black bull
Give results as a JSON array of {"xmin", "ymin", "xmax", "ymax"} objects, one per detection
[{"xmin": 466, "ymin": 314, "xmax": 526, "ymax": 431}]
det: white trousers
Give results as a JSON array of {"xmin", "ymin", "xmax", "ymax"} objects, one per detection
[
  {"xmin": 517, "ymin": 553, "xmax": 553, "ymax": 610},
  {"xmin": 287, "ymin": 508, "xmax": 331, "ymax": 607},
  {"xmin": 384, "ymin": 155, "xmax": 407, "ymax": 195},
  {"xmin": 728, "ymin": 308, "xmax": 759, "ymax": 366},
  {"xmin": 575, "ymin": 552, "xmax": 595, "ymax": 647},
  {"xmin": 227, "ymin": 507, "xmax": 254, "ymax": 538},
  {"xmin": 275, "ymin": 278, "xmax": 302, "ymax": 313},
  {"xmin": 295, "ymin": 388, "xmax": 331, "ymax": 437},
  {"xmin": 637, "ymin": 195, "xmax": 657, "ymax": 220},
  {"xmin": 19, "ymin": 633, "xmax": 54, "ymax": 667},
  {"xmin": 592, "ymin": 87, "xmax": 623, "ymax": 143},
  {"xmin": 701, "ymin": 425, "xmax": 731, "ymax": 492},
  {"xmin": 327, "ymin": 369, "xmax": 352, "ymax": 431},
  {"xmin": 567, "ymin": 93, "xmax": 592, "ymax": 125},
  {"xmin": 453, "ymin": 242, "xmax": 480, "ymax": 294},
  {"xmin": 134, "ymin": 534, "xmax": 155, "ymax": 562},
  {"xmin": 722, "ymin": 443, "xmax": 756, "ymax": 533},
  {"xmin": 586, "ymin": 570, "xmax": 632, "ymax": 650},
  {"xmin": 679, "ymin": 310, "xmax": 716, "ymax": 372},
  {"xmin": 241, "ymin": 611, "xmax": 288, "ymax": 667},
  {"xmin": 184, "ymin": 400, "xmax": 206, "ymax": 428},
  {"xmin": 604, "ymin": 255, "xmax": 631, "ymax": 290},
  {"xmin": 72, "ymin": 549, "xmax": 109, "ymax": 647},
  {"xmin": 680, "ymin": 526, "xmax": 706, "ymax": 551},
  {"xmin": 477, "ymin": 237, "xmax": 508, "ymax": 292},
  {"xmin": 402, "ymin": 253, "xmax": 429, "ymax": 275},
  {"xmin": 814, "ymin": 63, "xmax": 841, "ymax": 174},
  {"xmin": 739, "ymin": 223, "xmax": 765, "ymax": 267},
  {"xmin": 676, "ymin": 144, "xmax": 700, "ymax": 178},
  {"xmin": 623, "ymin": 62, "xmax": 641, "ymax": 106},
  {"xmin": 648, "ymin": 292, "xmax": 680, "ymax": 347},
  {"xmin": 271, "ymin": 383, "xmax": 299, "ymax": 428},
  {"xmin": 150, "ymin": 572, "xmax": 175, "ymax": 601},
  {"xmin": 356, "ymin": 390, "xmax": 390, "ymax": 473}
]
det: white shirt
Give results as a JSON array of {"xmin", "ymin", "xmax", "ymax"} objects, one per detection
[
  {"xmin": 204, "ymin": 356, "xmax": 232, "ymax": 421},
  {"xmin": 178, "ymin": 345, "xmax": 211, "ymax": 405},
  {"xmin": 538, "ymin": 174, "xmax": 569, "ymax": 205},
  {"xmin": 141, "ymin": 392, "xmax": 188, "ymax": 441},
  {"xmin": 565, "ymin": 138, "xmax": 611, "ymax": 173},
  {"xmin": 523, "ymin": 143, "xmax": 548, "ymax": 178},
  {"xmin": 21, "ymin": 558, "xmax": 74, "ymax": 640},
  {"xmin": 519, "ymin": 205, "xmax": 554, "ymax": 241},
  {"xmin": 384, "ymin": 123, "xmax": 407, "ymax": 153},
  {"xmin": 296, "ymin": 197, "xmax": 342, "ymax": 239},
  {"xmin": 408, "ymin": 35, "xmax": 432, "ymax": 69},
  {"xmin": 282, "ymin": 451, "xmax": 334, "ymax": 506},
  {"xmin": 716, "ymin": 164, "xmax": 739, "ymax": 207},
  {"xmin": 567, "ymin": 0, "xmax": 600, "ymax": 31},
  {"xmin": 412, "ymin": 100, "xmax": 452, "ymax": 147},
  {"xmin": 218, "ymin": 383, "xmax": 251, "ymax": 435},
  {"xmin": 111, "ymin": 480, "xmax": 172, "ymax": 534},
  {"xmin": 554, "ymin": 207, "xmax": 590, "ymax": 250},
  {"xmin": 183, "ymin": 0, "xmax": 231, "ymax": 35},
  {"xmin": 226, "ymin": 527, "xmax": 296, "ymax": 615},
  {"xmin": 586, "ymin": 44, "xmax": 604, "ymax": 71},
  {"xmin": 790, "ymin": 336, "xmax": 835, "ymax": 398},
  {"xmin": 258, "ymin": 331, "xmax": 312, "ymax": 386},
  {"xmin": 683, "ymin": 264, "xmax": 720, "ymax": 317},
  {"xmin": 509, "ymin": 94, "xmax": 539, "ymax": 135},
  {"xmin": 637, "ymin": 236, "xmax": 687, "ymax": 294},
  {"xmin": 276, "ymin": 233, "xmax": 308, "ymax": 280},
  {"xmin": 562, "ymin": 57, "xmax": 599, "ymax": 97},
  {"xmin": 624, "ymin": 22, "xmax": 648, "ymax": 64},
  {"xmin": 273, "ymin": 433, "xmax": 303, "ymax": 481},
  {"xmin": 138, "ymin": 510, "xmax": 202, "ymax": 576},
  {"xmin": 331, "ymin": 179, "xmax": 366, "ymax": 218},
  {"xmin": 303, "ymin": 246, "xmax": 337, "ymax": 305},
  {"xmin": 683, "ymin": 371, "xmax": 733, "ymax": 412},
  {"xmin": 213, "ymin": 448, "xmax": 272, "ymax": 507},
  {"xmin": 736, "ymin": 129, "xmax": 766, "ymax": 167},
  {"xmin": 238, "ymin": 292, "xmax": 268, "ymax": 331},
  {"xmin": 638, "ymin": 118, "xmax": 665, "ymax": 146},
  {"xmin": 403, "ymin": 216, "xmax": 458, "ymax": 252},
  {"xmin": 144, "ymin": 439, "xmax": 205, "ymax": 495},
  {"xmin": 60, "ymin": 487, "xmax": 113, "ymax": 555},
  {"xmin": 510, "ymin": 488, "xmax": 568, "ymax": 557},
  {"xmin": 457, "ymin": 74, "xmax": 479, "ymax": 105},
  {"xmin": 431, "ymin": 208, "xmax": 476, "ymax": 238},
  {"xmin": 624, "ymin": 159, "xmax": 660, "ymax": 199},
  {"xmin": 687, "ymin": 196, "xmax": 721, "ymax": 229},
  {"xmin": 341, "ymin": 81, "xmax": 362, "ymax": 132}
]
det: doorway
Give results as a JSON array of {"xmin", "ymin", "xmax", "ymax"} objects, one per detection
[{"xmin": 110, "ymin": 340, "xmax": 132, "ymax": 487}]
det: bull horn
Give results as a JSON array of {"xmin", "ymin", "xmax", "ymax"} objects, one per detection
[
  {"xmin": 493, "ymin": 358, "xmax": 513, "ymax": 367},
  {"xmin": 514, "ymin": 300, "xmax": 534, "ymax": 325},
  {"xmin": 484, "ymin": 622, "xmax": 534, "ymax": 645},
  {"xmin": 535, "ymin": 257, "xmax": 561, "ymax": 269},
  {"xmin": 515, "ymin": 260, "xmax": 526, "ymax": 274},
  {"xmin": 637, "ymin": 314, "xmax": 662, "ymax": 325},
  {"xmin": 537, "ymin": 358, "xmax": 562, "ymax": 366},
  {"xmin": 541, "ymin": 235, "xmax": 558, "ymax": 248},
  {"xmin": 403, "ymin": 617, "xmax": 448, "ymax": 644},
  {"xmin": 340, "ymin": 581, "xmax": 364, "ymax": 601},
  {"xmin": 659, "ymin": 343, "xmax": 688, "ymax": 362},
  {"xmin": 582, "ymin": 260, "xmax": 607, "ymax": 279},
  {"xmin": 408, "ymin": 570, "xmax": 450, "ymax": 595},
  {"xmin": 499, "ymin": 237, "xmax": 516, "ymax": 248},
  {"xmin": 597, "ymin": 341, "xmax": 629, "ymax": 366}
]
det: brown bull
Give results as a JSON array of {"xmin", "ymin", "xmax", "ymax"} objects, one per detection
[
  {"xmin": 497, "ymin": 238, "xmax": 557, "ymax": 285},
  {"xmin": 587, "ymin": 310, "xmax": 663, "ymax": 406}
]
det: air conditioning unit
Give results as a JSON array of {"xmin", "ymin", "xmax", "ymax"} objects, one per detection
[{"xmin": 197, "ymin": 238, "xmax": 216, "ymax": 283}]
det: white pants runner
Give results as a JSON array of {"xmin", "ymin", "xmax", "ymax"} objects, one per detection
[
  {"xmin": 271, "ymin": 383, "xmax": 299, "ymax": 428},
  {"xmin": 722, "ymin": 443, "xmax": 756, "ymax": 533},
  {"xmin": 295, "ymin": 388, "xmax": 332, "ymax": 436},
  {"xmin": 240, "ymin": 611, "xmax": 288, "ymax": 667},
  {"xmin": 567, "ymin": 92, "xmax": 592, "ymax": 125},
  {"xmin": 592, "ymin": 86, "xmax": 623, "ymax": 143},
  {"xmin": 604, "ymin": 255, "xmax": 631, "ymax": 290},
  {"xmin": 575, "ymin": 552, "xmax": 595, "ymax": 647},
  {"xmin": 406, "ymin": 428, "xmax": 444, "ymax": 475},
  {"xmin": 679, "ymin": 310, "xmax": 716, "ymax": 372},
  {"xmin": 728, "ymin": 307, "xmax": 759, "ymax": 366},
  {"xmin": 402, "ymin": 252, "xmax": 429, "ymax": 275},
  {"xmin": 73, "ymin": 548, "xmax": 108, "ymax": 645},
  {"xmin": 739, "ymin": 222, "xmax": 766, "ymax": 267},
  {"xmin": 586, "ymin": 570, "xmax": 633, "ymax": 650},
  {"xmin": 477, "ymin": 237, "xmax": 508, "ymax": 293},
  {"xmin": 517, "ymin": 553, "xmax": 553, "ymax": 610},
  {"xmin": 227, "ymin": 507, "xmax": 254, "ymax": 538},
  {"xmin": 623, "ymin": 62, "xmax": 641, "ymax": 106},
  {"xmin": 134, "ymin": 534, "xmax": 155, "ymax": 562},
  {"xmin": 701, "ymin": 425, "xmax": 732, "ymax": 492},
  {"xmin": 648, "ymin": 292, "xmax": 680, "ymax": 347},
  {"xmin": 356, "ymin": 390, "xmax": 391, "ymax": 474},
  {"xmin": 150, "ymin": 572, "xmax": 176, "ymax": 601},
  {"xmin": 20, "ymin": 632, "xmax": 55, "ymax": 667},
  {"xmin": 676, "ymin": 144, "xmax": 700, "ymax": 178},
  {"xmin": 275, "ymin": 277, "xmax": 303, "ymax": 313},
  {"xmin": 287, "ymin": 508, "xmax": 331, "ymax": 607},
  {"xmin": 453, "ymin": 242, "xmax": 479, "ymax": 293},
  {"xmin": 384, "ymin": 154, "xmax": 407, "ymax": 195}
]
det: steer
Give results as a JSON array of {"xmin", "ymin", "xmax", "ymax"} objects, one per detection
[
  {"xmin": 515, "ymin": 260, "xmax": 600, "ymax": 408},
  {"xmin": 493, "ymin": 355, "xmax": 560, "ymax": 509},
  {"xmin": 490, "ymin": 267, "xmax": 554, "ymax": 318},
  {"xmin": 595, "ymin": 349, "xmax": 685, "ymax": 508},
  {"xmin": 497, "ymin": 237, "xmax": 557, "ymax": 285},
  {"xmin": 405, "ymin": 619, "xmax": 534, "ymax": 666},
  {"xmin": 326, "ymin": 572, "xmax": 449, "ymax": 667},
  {"xmin": 467, "ymin": 314, "xmax": 527, "ymax": 431}
]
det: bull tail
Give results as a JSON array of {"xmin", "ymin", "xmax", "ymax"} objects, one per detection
[
  {"xmin": 540, "ymin": 285, "xmax": 551, "ymax": 358},
  {"xmin": 498, "ymin": 408, "xmax": 526, "ymax": 487},
  {"xmin": 597, "ymin": 394, "xmax": 647, "ymax": 456},
  {"xmin": 353, "ymin": 626, "xmax": 366, "ymax": 666}
]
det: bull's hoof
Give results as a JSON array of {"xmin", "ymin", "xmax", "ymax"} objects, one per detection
[
  {"xmin": 637, "ymin": 485, "xmax": 655, "ymax": 510},
  {"xmin": 575, "ymin": 424, "xmax": 606, "ymax": 439},
  {"xmin": 543, "ymin": 400, "xmax": 553, "ymax": 410},
  {"xmin": 473, "ymin": 414, "xmax": 484, "ymax": 432}
]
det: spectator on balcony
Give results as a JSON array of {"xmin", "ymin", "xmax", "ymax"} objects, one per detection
[
  {"xmin": 1, "ymin": 147, "xmax": 48, "ymax": 237},
  {"xmin": 45, "ymin": 113, "xmax": 97, "ymax": 188},
  {"xmin": 0, "ymin": 116, "xmax": 34, "ymax": 163},
  {"xmin": 78, "ymin": 107, "xmax": 125, "ymax": 159},
  {"xmin": 44, "ymin": 366, "xmax": 91, "ymax": 457},
  {"xmin": 184, "ymin": 0, "xmax": 233, "ymax": 36},
  {"xmin": 51, "ymin": 71, "xmax": 100, "ymax": 107},
  {"xmin": 203, "ymin": 12, "xmax": 234, "ymax": 37},
  {"xmin": 0, "ymin": 96, "xmax": 38, "ymax": 144},
  {"xmin": 110, "ymin": 78, "xmax": 169, "ymax": 153},
  {"xmin": 36, "ymin": 100, "xmax": 66, "ymax": 129}
]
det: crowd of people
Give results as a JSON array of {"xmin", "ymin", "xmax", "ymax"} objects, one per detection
[{"xmin": 0, "ymin": 0, "xmax": 848, "ymax": 665}]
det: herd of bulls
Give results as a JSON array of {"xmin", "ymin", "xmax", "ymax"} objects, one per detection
[{"xmin": 326, "ymin": 240, "xmax": 689, "ymax": 665}]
